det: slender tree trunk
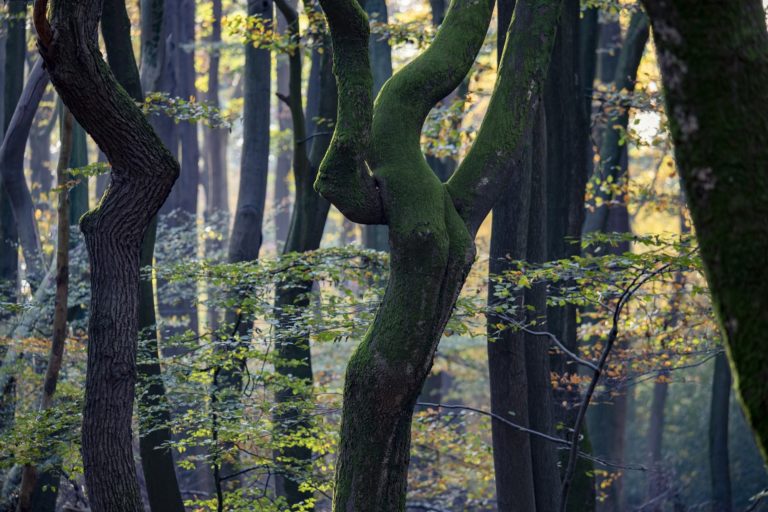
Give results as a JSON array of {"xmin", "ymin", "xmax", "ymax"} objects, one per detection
[
  {"xmin": 0, "ymin": 61, "xmax": 49, "ymax": 287},
  {"xmin": 211, "ymin": 0, "xmax": 273, "ymax": 497},
  {"xmin": 486, "ymin": 3, "xmax": 537, "ymax": 509},
  {"xmin": 640, "ymin": 0, "xmax": 768, "ymax": 464},
  {"xmin": 646, "ymin": 371, "xmax": 668, "ymax": 511},
  {"xmin": 273, "ymin": 0, "xmax": 295, "ymax": 248},
  {"xmin": 101, "ymin": 0, "xmax": 186, "ymax": 508},
  {"xmin": 709, "ymin": 352, "xmax": 732, "ymax": 512},
  {"xmin": 272, "ymin": 4, "xmax": 336, "ymax": 505},
  {"xmin": 36, "ymin": 0, "xmax": 180, "ymax": 507},
  {"xmin": 0, "ymin": 0, "xmax": 25, "ymax": 311},
  {"xmin": 16, "ymin": 107, "xmax": 73, "ymax": 512},
  {"xmin": 525, "ymin": 108, "xmax": 562, "ymax": 512},
  {"xmin": 362, "ymin": 0, "xmax": 392, "ymax": 252}
]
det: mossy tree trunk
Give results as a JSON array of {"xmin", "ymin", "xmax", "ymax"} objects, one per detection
[
  {"xmin": 315, "ymin": 0, "xmax": 562, "ymax": 509},
  {"xmin": 641, "ymin": 0, "xmax": 768, "ymax": 462},
  {"xmin": 35, "ymin": 0, "xmax": 180, "ymax": 508}
]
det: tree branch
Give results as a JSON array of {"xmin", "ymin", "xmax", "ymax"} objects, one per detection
[
  {"xmin": 313, "ymin": 0, "xmax": 384, "ymax": 224},
  {"xmin": 447, "ymin": 0, "xmax": 563, "ymax": 235}
]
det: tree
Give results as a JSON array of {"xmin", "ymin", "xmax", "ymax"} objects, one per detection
[
  {"xmin": 271, "ymin": 0, "xmax": 337, "ymax": 506},
  {"xmin": 314, "ymin": 0, "xmax": 562, "ymax": 508},
  {"xmin": 709, "ymin": 352, "xmax": 733, "ymax": 512},
  {"xmin": 640, "ymin": 0, "xmax": 768, "ymax": 462},
  {"xmin": 34, "ymin": 0, "xmax": 179, "ymax": 509},
  {"xmin": 101, "ymin": 0, "xmax": 186, "ymax": 508}
]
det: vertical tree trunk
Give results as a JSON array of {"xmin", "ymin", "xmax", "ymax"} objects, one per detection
[
  {"xmin": 362, "ymin": 0, "xmax": 392, "ymax": 252},
  {"xmin": 486, "ymin": 3, "xmax": 538, "ymax": 508},
  {"xmin": 640, "ymin": 0, "xmax": 768, "ymax": 464},
  {"xmin": 37, "ymin": 0, "xmax": 181, "ymax": 507},
  {"xmin": 709, "ymin": 352, "xmax": 733, "ymax": 512},
  {"xmin": 0, "ymin": 0, "xmax": 25, "ymax": 311},
  {"xmin": 646, "ymin": 371, "xmax": 668, "ymax": 511},
  {"xmin": 101, "ymin": 0, "xmax": 186, "ymax": 508},
  {"xmin": 16, "ymin": 107, "xmax": 73, "ymax": 512},
  {"xmin": 272, "ymin": 10, "xmax": 336, "ymax": 503},
  {"xmin": 525, "ymin": 108, "xmax": 562, "ymax": 512},
  {"xmin": 273, "ymin": 0, "xmax": 296, "ymax": 248}
]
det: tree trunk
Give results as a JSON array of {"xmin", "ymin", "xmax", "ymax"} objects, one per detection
[
  {"xmin": 0, "ymin": 0, "xmax": 25, "ymax": 312},
  {"xmin": 646, "ymin": 372, "xmax": 669, "ymax": 511},
  {"xmin": 273, "ymin": 0, "xmax": 295, "ymax": 248},
  {"xmin": 362, "ymin": 0, "xmax": 392, "ymax": 252},
  {"xmin": 101, "ymin": 0, "xmax": 186, "ymax": 509},
  {"xmin": 16, "ymin": 107, "xmax": 73, "ymax": 512},
  {"xmin": 709, "ymin": 352, "xmax": 732, "ymax": 512},
  {"xmin": 525, "ymin": 107, "xmax": 562, "ymax": 512},
  {"xmin": 315, "ymin": 0, "xmax": 563, "ymax": 509},
  {"xmin": 486, "ymin": 2, "xmax": 537, "ymax": 509},
  {"xmin": 640, "ymin": 0, "xmax": 768, "ymax": 464},
  {"xmin": 28, "ymin": 88, "xmax": 57, "ymax": 203},
  {"xmin": 272, "ymin": 4, "xmax": 336, "ymax": 504},
  {"xmin": 36, "ymin": 0, "xmax": 180, "ymax": 508},
  {"xmin": 0, "ymin": 60, "xmax": 49, "ymax": 287}
]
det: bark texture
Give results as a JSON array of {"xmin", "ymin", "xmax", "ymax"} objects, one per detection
[
  {"xmin": 35, "ymin": 0, "xmax": 180, "ymax": 509},
  {"xmin": 101, "ymin": 1, "xmax": 186, "ymax": 509},
  {"xmin": 315, "ymin": 0, "xmax": 562, "ymax": 509},
  {"xmin": 641, "ymin": 0, "xmax": 768, "ymax": 462}
]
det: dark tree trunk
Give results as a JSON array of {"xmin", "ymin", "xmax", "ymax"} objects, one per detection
[
  {"xmin": 709, "ymin": 352, "xmax": 733, "ymax": 512},
  {"xmin": 273, "ymin": 0, "xmax": 295, "ymax": 248},
  {"xmin": 362, "ymin": 0, "xmax": 392, "ymax": 252},
  {"xmin": 486, "ymin": 2, "xmax": 537, "ymax": 509},
  {"xmin": 16, "ymin": 106, "xmax": 73, "ymax": 512},
  {"xmin": 0, "ymin": 0, "xmax": 26, "ymax": 309},
  {"xmin": 228, "ymin": 0, "xmax": 272, "ymax": 265},
  {"xmin": 36, "ymin": 0, "xmax": 180, "ymax": 508},
  {"xmin": 101, "ymin": 1, "xmax": 186, "ymax": 509},
  {"xmin": 646, "ymin": 372, "xmax": 668, "ymax": 511},
  {"xmin": 640, "ymin": 0, "xmax": 768, "ymax": 464},
  {"xmin": 272, "ymin": 4, "xmax": 336, "ymax": 504},
  {"xmin": 582, "ymin": 11, "xmax": 648, "ymax": 236},
  {"xmin": 525, "ymin": 108, "xmax": 562, "ymax": 512},
  {"xmin": 0, "ymin": 61, "xmax": 49, "ymax": 287},
  {"xmin": 29, "ymin": 88, "xmax": 57, "ymax": 202},
  {"xmin": 205, "ymin": 0, "xmax": 228, "ymax": 219},
  {"xmin": 66, "ymin": 118, "xmax": 89, "ymax": 226}
]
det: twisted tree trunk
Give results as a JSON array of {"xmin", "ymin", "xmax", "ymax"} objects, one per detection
[
  {"xmin": 315, "ymin": 0, "xmax": 562, "ymax": 508},
  {"xmin": 34, "ymin": 0, "xmax": 180, "ymax": 509}
]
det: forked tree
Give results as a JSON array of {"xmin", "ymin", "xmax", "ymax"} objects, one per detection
[
  {"xmin": 314, "ymin": 0, "xmax": 562, "ymax": 508},
  {"xmin": 33, "ymin": 0, "xmax": 179, "ymax": 509},
  {"xmin": 641, "ymin": 0, "xmax": 768, "ymax": 463}
]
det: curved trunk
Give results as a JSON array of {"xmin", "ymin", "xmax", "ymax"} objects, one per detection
[
  {"xmin": 37, "ymin": 0, "xmax": 180, "ymax": 507},
  {"xmin": 101, "ymin": 1, "xmax": 186, "ymax": 508}
]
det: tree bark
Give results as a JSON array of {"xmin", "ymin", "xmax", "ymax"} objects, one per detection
[
  {"xmin": 0, "ymin": 60, "xmax": 49, "ymax": 287},
  {"xmin": 362, "ymin": 0, "xmax": 392, "ymax": 251},
  {"xmin": 640, "ymin": 0, "xmax": 768, "ymax": 463},
  {"xmin": 15, "ymin": 107, "xmax": 73, "ymax": 512},
  {"xmin": 709, "ymin": 352, "xmax": 732, "ymax": 512},
  {"xmin": 272, "ymin": 2, "xmax": 336, "ymax": 505},
  {"xmin": 101, "ymin": 1, "xmax": 186, "ymax": 509},
  {"xmin": 486, "ymin": 1, "xmax": 537, "ymax": 509},
  {"xmin": 0, "ymin": 0, "xmax": 25, "ymax": 311},
  {"xmin": 35, "ymin": 0, "xmax": 180, "ymax": 508},
  {"xmin": 315, "ymin": 0, "xmax": 562, "ymax": 509},
  {"xmin": 646, "ymin": 371, "xmax": 668, "ymax": 511}
]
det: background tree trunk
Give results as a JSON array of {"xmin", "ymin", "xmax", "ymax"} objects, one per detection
[{"xmin": 709, "ymin": 352, "xmax": 733, "ymax": 512}]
